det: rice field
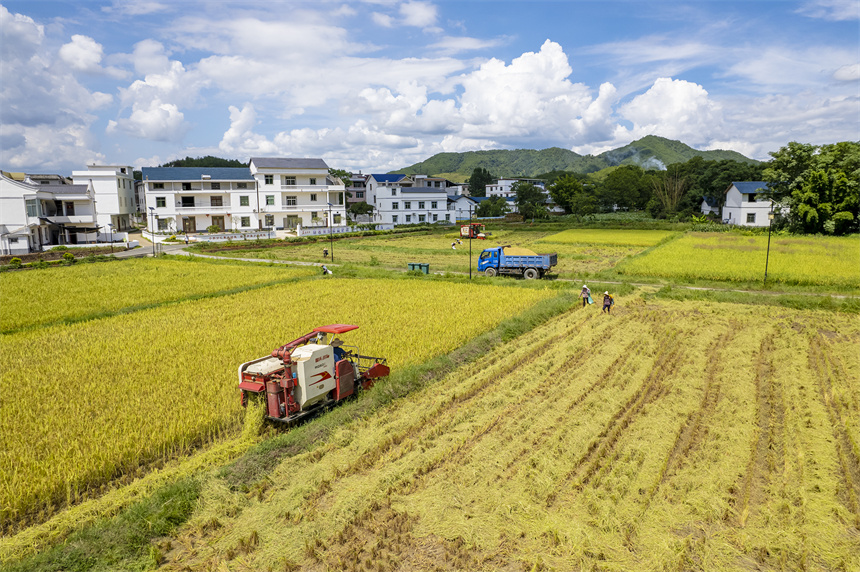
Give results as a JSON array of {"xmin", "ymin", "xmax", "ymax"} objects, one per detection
[
  {"xmin": 618, "ymin": 232, "xmax": 860, "ymax": 287},
  {"xmin": 0, "ymin": 275, "xmax": 555, "ymax": 532},
  {"xmin": 0, "ymin": 257, "xmax": 315, "ymax": 332},
  {"xmin": 160, "ymin": 299, "xmax": 860, "ymax": 572},
  {"xmin": 198, "ymin": 229, "xmax": 653, "ymax": 277},
  {"xmin": 535, "ymin": 228, "xmax": 677, "ymax": 246}
]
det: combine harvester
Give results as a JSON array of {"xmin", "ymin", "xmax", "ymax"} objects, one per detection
[{"xmin": 238, "ymin": 324, "xmax": 389, "ymax": 424}]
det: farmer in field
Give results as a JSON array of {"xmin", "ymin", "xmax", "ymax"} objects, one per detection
[
  {"xmin": 323, "ymin": 248, "xmax": 329, "ymax": 258},
  {"xmin": 451, "ymin": 242, "xmax": 456, "ymax": 250},
  {"xmin": 580, "ymin": 285, "xmax": 591, "ymax": 307},
  {"xmin": 602, "ymin": 291, "xmax": 614, "ymax": 314},
  {"xmin": 321, "ymin": 265, "xmax": 332, "ymax": 275}
]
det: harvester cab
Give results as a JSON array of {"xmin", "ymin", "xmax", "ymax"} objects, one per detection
[
  {"xmin": 238, "ymin": 324, "xmax": 389, "ymax": 424},
  {"xmin": 460, "ymin": 223, "xmax": 490, "ymax": 240}
]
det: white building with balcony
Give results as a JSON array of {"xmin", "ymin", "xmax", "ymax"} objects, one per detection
[
  {"xmin": 1, "ymin": 171, "xmax": 98, "ymax": 254},
  {"xmin": 71, "ymin": 164, "xmax": 136, "ymax": 232},
  {"xmin": 142, "ymin": 159, "xmax": 346, "ymax": 234},
  {"xmin": 249, "ymin": 157, "xmax": 346, "ymax": 229},
  {"xmin": 376, "ymin": 186, "xmax": 451, "ymax": 225}
]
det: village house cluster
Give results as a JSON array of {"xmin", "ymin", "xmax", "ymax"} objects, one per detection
[{"xmin": 1, "ymin": 155, "xmax": 775, "ymax": 255}]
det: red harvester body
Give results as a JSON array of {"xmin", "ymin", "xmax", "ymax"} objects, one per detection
[{"xmin": 238, "ymin": 324, "xmax": 389, "ymax": 424}]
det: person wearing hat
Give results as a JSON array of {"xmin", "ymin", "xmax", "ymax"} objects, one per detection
[
  {"xmin": 602, "ymin": 291, "xmax": 614, "ymax": 314},
  {"xmin": 579, "ymin": 285, "xmax": 591, "ymax": 307},
  {"xmin": 331, "ymin": 338, "xmax": 347, "ymax": 361}
]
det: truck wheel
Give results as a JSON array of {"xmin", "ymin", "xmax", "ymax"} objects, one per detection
[
  {"xmin": 484, "ymin": 267, "xmax": 498, "ymax": 277},
  {"xmin": 523, "ymin": 268, "xmax": 539, "ymax": 280}
]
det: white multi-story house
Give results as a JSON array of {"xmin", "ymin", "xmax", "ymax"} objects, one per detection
[
  {"xmin": 448, "ymin": 195, "xmax": 478, "ymax": 221},
  {"xmin": 1, "ymin": 171, "xmax": 98, "ymax": 254},
  {"xmin": 142, "ymin": 158, "xmax": 346, "ymax": 234},
  {"xmin": 71, "ymin": 164, "xmax": 136, "ymax": 232},
  {"xmin": 485, "ymin": 178, "xmax": 546, "ymax": 198},
  {"xmin": 365, "ymin": 174, "xmax": 412, "ymax": 207},
  {"xmin": 376, "ymin": 186, "xmax": 451, "ymax": 225},
  {"xmin": 249, "ymin": 157, "xmax": 346, "ymax": 229},
  {"xmin": 722, "ymin": 181, "xmax": 783, "ymax": 227}
]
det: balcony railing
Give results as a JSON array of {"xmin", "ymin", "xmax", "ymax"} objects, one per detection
[{"xmin": 175, "ymin": 205, "xmax": 232, "ymax": 212}]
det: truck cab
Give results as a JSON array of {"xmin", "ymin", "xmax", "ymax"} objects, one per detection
[{"xmin": 477, "ymin": 247, "xmax": 502, "ymax": 273}]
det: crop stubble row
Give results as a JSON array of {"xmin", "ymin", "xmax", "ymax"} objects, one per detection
[{"xmin": 164, "ymin": 299, "xmax": 860, "ymax": 572}]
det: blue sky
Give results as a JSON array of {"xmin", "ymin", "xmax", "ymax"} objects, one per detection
[{"xmin": 1, "ymin": 0, "xmax": 857, "ymax": 174}]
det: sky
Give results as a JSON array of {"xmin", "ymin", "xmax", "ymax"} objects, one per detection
[{"xmin": 1, "ymin": 0, "xmax": 858, "ymax": 175}]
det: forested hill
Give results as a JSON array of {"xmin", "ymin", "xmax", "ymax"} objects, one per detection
[
  {"xmin": 159, "ymin": 156, "xmax": 248, "ymax": 168},
  {"xmin": 396, "ymin": 136, "xmax": 757, "ymax": 180}
]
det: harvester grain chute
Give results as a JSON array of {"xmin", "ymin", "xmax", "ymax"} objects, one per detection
[{"xmin": 238, "ymin": 324, "xmax": 389, "ymax": 424}]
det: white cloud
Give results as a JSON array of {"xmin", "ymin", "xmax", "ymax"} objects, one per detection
[
  {"xmin": 619, "ymin": 78, "xmax": 723, "ymax": 147},
  {"xmin": 218, "ymin": 104, "xmax": 279, "ymax": 155},
  {"xmin": 372, "ymin": 12, "xmax": 395, "ymax": 27},
  {"xmin": 107, "ymin": 99, "xmax": 188, "ymax": 142},
  {"xmin": 429, "ymin": 36, "xmax": 506, "ymax": 55},
  {"xmin": 798, "ymin": 0, "xmax": 860, "ymax": 21},
  {"xmin": 130, "ymin": 39, "xmax": 171, "ymax": 76},
  {"xmin": 834, "ymin": 63, "xmax": 860, "ymax": 81},
  {"xmin": 0, "ymin": 6, "xmax": 112, "ymax": 170},
  {"xmin": 400, "ymin": 1, "xmax": 438, "ymax": 27},
  {"xmin": 102, "ymin": 1, "xmax": 171, "ymax": 16},
  {"xmin": 58, "ymin": 35, "xmax": 127, "ymax": 78}
]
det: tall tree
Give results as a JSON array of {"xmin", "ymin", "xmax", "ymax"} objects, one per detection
[
  {"xmin": 513, "ymin": 181, "xmax": 548, "ymax": 220},
  {"xmin": 467, "ymin": 167, "xmax": 493, "ymax": 197},
  {"xmin": 650, "ymin": 166, "xmax": 688, "ymax": 217},
  {"xmin": 764, "ymin": 141, "xmax": 860, "ymax": 234},
  {"xmin": 476, "ymin": 196, "xmax": 509, "ymax": 217},
  {"xmin": 597, "ymin": 165, "xmax": 650, "ymax": 211},
  {"xmin": 548, "ymin": 175, "xmax": 595, "ymax": 215}
]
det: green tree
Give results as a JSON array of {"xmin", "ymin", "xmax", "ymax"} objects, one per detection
[
  {"xmin": 347, "ymin": 201, "xmax": 374, "ymax": 218},
  {"xmin": 597, "ymin": 165, "xmax": 651, "ymax": 211},
  {"xmin": 764, "ymin": 141, "xmax": 860, "ymax": 234},
  {"xmin": 650, "ymin": 166, "xmax": 688, "ymax": 218},
  {"xmin": 548, "ymin": 175, "xmax": 596, "ymax": 215},
  {"xmin": 475, "ymin": 196, "xmax": 509, "ymax": 217},
  {"xmin": 513, "ymin": 181, "xmax": 548, "ymax": 221},
  {"xmin": 159, "ymin": 156, "xmax": 247, "ymax": 168},
  {"xmin": 467, "ymin": 168, "xmax": 493, "ymax": 197}
]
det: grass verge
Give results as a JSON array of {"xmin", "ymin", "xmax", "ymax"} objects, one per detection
[{"xmin": 645, "ymin": 284, "xmax": 860, "ymax": 313}]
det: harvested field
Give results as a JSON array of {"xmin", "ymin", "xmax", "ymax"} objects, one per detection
[{"xmin": 160, "ymin": 299, "xmax": 860, "ymax": 571}]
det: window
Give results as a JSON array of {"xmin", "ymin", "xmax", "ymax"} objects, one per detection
[
  {"xmin": 310, "ymin": 193, "xmax": 317, "ymax": 202},
  {"xmin": 120, "ymin": 167, "xmax": 127, "ymax": 174},
  {"xmin": 241, "ymin": 216, "xmax": 251, "ymax": 227},
  {"xmin": 356, "ymin": 191, "xmax": 364, "ymax": 199},
  {"xmin": 156, "ymin": 197, "xmax": 166, "ymax": 208},
  {"xmin": 265, "ymin": 175, "xmax": 273, "ymax": 185},
  {"xmin": 309, "ymin": 178, "xmax": 316, "ymax": 185},
  {"xmin": 748, "ymin": 194, "xmax": 756, "ymax": 202},
  {"xmin": 445, "ymin": 214, "xmax": 450, "ymax": 221},
  {"xmin": 431, "ymin": 201, "xmax": 437, "ymax": 209},
  {"xmin": 406, "ymin": 214, "xmax": 412, "ymax": 223},
  {"xmin": 10, "ymin": 238, "xmax": 18, "ymax": 243},
  {"xmin": 182, "ymin": 183, "xmax": 192, "ymax": 191},
  {"xmin": 391, "ymin": 189, "xmax": 397, "ymax": 196},
  {"xmin": 265, "ymin": 214, "xmax": 274, "ymax": 227},
  {"xmin": 266, "ymin": 195, "xmax": 275, "ymax": 206},
  {"xmin": 285, "ymin": 196, "xmax": 297, "ymax": 206},
  {"xmin": 334, "ymin": 214, "xmax": 342, "ymax": 224},
  {"xmin": 433, "ymin": 214, "xmax": 438, "ymax": 222},
  {"xmin": 283, "ymin": 176, "xmax": 296, "ymax": 186},
  {"xmin": 181, "ymin": 196, "xmax": 194, "ymax": 207},
  {"xmin": 392, "ymin": 215, "xmax": 398, "ymax": 223},
  {"xmin": 25, "ymin": 199, "xmax": 39, "ymax": 217},
  {"xmin": 418, "ymin": 201, "xmax": 425, "ymax": 209},
  {"xmin": 418, "ymin": 214, "xmax": 426, "ymax": 222},
  {"xmin": 746, "ymin": 213, "xmax": 756, "ymax": 224},
  {"xmin": 311, "ymin": 211, "xmax": 317, "ymax": 219},
  {"xmin": 404, "ymin": 201, "xmax": 411, "ymax": 209},
  {"xmin": 435, "ymin": 181, "xmax": 441, "ymax": 187},
  {"xmin": 210, "ymin": 196, "xmax": 223, "ymax": 207},
  {"xmin": 153, "ymin": 183, "xmax": 164, "ymax": 189},
  {"xmin": 237, "ymin": 182, "xmax": 248, "ymax": 189},
  {"xmin": 211, "ymin": 182, "xmax": 221, "ymax": 190},
  {"xmin": 240, "ymin": 196, "xmax": 250, "ymax": 206},
  {"xmin": 337, "ymin": 193, "xmax": 344, "ymax": 205},
  {"xmin": 392, "ymin": 202, "xmax": 399, "ymax": 210},
  {"xmin": 158, "ymin": 219, "xmax": 169, "ymax": 231}
]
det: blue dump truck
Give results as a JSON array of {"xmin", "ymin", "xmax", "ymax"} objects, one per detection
[{"xmin": 477, "ymin": 246, "xmax": 557, "ymax": 279}]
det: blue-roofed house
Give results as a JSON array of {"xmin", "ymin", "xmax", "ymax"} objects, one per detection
[
  {"xmin": 721, "ymin": 181, "xmax": 782, "ymax": 227},
  {"xmin": 141, "ymin": 158, "xmax": 346, "ymax": 235}
]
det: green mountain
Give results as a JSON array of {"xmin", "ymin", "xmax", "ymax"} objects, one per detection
[{"xmin": 395, "ymin": 136, "xmax": 758, "ymax": 181}]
